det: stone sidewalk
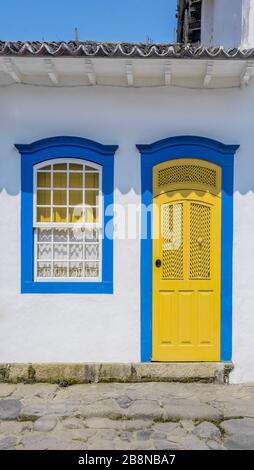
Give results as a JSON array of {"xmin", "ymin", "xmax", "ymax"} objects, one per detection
[{"xmin": 1, "ymin": 382, "xmax": 254, "ymax": 450}]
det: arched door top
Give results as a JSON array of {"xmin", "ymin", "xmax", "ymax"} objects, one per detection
[
  {"xmin": 137, "ymin": 135, "xmax": 239, "ymax": 155},
  {"xmin": 153, "ymin": 158, "xmax": 221, "ymax": 198}
]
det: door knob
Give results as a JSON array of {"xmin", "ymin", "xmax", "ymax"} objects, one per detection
[{"xmin": 155, "ymin": 259, "xmax": 162, "ymax": 268}]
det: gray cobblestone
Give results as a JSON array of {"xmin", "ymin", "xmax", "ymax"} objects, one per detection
[
  {"xmin": 0, "ymin": 400, "xmax": 21, "ymax": 420},
  {"xmin": 0, "ymin": 382, "xmax": 254, "ymax": 450},
  {"xmin": 193, "ymin": 421, "xmax": 221, "ymax": 440},
  {"xmin": 34, "ymin": 415, "xmax": 58, "ymax": 432},
  {"xmin": 0, "ymin": 435, "xmax": 16, "ymax": 450},
  {"xmin": 136, "ymin": 430, "xmax": 154, "ymax": 441}
]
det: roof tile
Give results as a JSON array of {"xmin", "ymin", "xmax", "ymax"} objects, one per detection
[{"xmin": 0, "ymin": 41, "xmax": 254, "ymax": 60}]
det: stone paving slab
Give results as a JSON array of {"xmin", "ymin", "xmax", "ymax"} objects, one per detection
[{"xmin": 0, "ymin": 382, "xmax": 254, "ymax": 450}]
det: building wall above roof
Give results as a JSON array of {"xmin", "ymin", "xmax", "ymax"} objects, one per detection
[
  {"xmin": 177, "ymin": 0, "xmax": 202, "ymax": 44},
  {"xmin": 177, "ymin": 1, "xmax": 254, "ymax": 49}
]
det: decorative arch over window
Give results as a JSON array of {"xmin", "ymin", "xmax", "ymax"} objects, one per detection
[{"xmin": 15, "ymin": 136, "xmax": 118, "ymax": 293}]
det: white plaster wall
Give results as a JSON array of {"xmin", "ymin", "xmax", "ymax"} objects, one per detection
[
  {"xmin": 243, "ymin": 0, "xmax": 254, "ymax": 47},
  {"xmin": 201, "ymin": 0, "xmax": 244, "ymax": 48},
  {"xmin": 201, "ymin": 0, "xmax": 215, "ymax": 46},
  {"xmin": 0, "ymin": 83, "xmax": 254, "ymax": 382}
]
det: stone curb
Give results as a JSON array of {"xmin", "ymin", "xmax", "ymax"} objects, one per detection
[{"xmin": 0, "ymin": 362, "xmax": 233, "ymax": 385}]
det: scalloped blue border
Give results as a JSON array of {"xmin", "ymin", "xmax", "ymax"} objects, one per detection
[
  {"xmin": 15, "ymin": 136, "xmax": 118, "ymax": 294},
  {"xmin": 137, "ymin": 136, "xmax": 239, "ymax": 362}
]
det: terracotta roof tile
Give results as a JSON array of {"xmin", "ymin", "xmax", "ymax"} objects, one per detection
[{"xmin": 0, "ymin": 41, "xmax": 254, "ymax": 59}]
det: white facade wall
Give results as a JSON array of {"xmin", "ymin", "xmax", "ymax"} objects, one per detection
[
  {"xmin": 0, "ymin": 83, "xmax": 254, "ymax": 383},
  {"xmin": 201, "ymin": 0, "xmax": 254, "ymax": 48},
  {"xmin": 245, "ymin": 0, "xmax": 254, "ymax": 47}
]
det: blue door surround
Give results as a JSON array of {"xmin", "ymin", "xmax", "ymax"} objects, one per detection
[{"xmin": 137, "ymin": 136, "xmax": 239, "ymax": 363}]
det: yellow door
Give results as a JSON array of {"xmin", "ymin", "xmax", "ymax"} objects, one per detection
[{"xmin": 152, "ymin": 159, "xmax": 221, "ymax": 361}]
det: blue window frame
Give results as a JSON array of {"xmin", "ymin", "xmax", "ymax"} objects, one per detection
[
  {"xmin": 15, "ymin": 136, "xmax": 118, "ymax": 294},
  {"xmin": 137, "ymin": 136, "xmax": 239, "ymax": 362}
]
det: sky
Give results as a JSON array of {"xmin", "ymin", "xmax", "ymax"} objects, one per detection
[{"xmin": 0, "ymin": 0, "xmax": 177, "ymax": 43}]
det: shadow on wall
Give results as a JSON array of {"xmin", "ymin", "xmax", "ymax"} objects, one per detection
[
  {"xmin": 1, "ymin": 133, "xmax": 254, "ymax": 197},
  {"xmin": 0, "ymin": 135, "xmax": 141, "ymax": 197},
  {"xmin": 0, "ymin": 140, "xmax": 21, "ymax": 196}
]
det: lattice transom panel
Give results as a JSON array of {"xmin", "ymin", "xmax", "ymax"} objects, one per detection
[
  {"xmin": 158, "ymin": 165, "xmax": 217, "ymax": 190},
  {"xmin": 190, "ymin": 203, "xmax": 211, "ymax": 279},
  {"xmin": 162, "ymin": 203, "xmax": 183, "ymax": 279}
]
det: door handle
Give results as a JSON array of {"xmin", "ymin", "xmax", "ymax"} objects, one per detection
[{"xmin": 155, "ymin": 259, "xmax": 162, "ymax": 268}]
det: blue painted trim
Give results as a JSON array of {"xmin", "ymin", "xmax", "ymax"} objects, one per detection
[
  {"xmin": 138, "ymin": 136, "xmax": 239, "ymax": 362},
  {"xmin": 15, "ymin": 136, "xmax": 118, "ymax": 294},
  {"xmin": 137, "ymin": 135, "xmax": 239, "ymax": 155},
  {"xmin": 16, "ymin": 136, "xmax": 118, "ymax": 155}
]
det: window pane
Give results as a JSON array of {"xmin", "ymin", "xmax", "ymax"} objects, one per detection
[
  {"xmin": 85, "ymin": 165, "xmax": 97, "ymax": 171},
  {"xmin": 53, "ymin": 207, "xmax": 67, "ymax": 223},
  {"xmin": 53, "ymin": 244, "xmax": 67, "ymax": 260},
  {"xmin": 38, "ymin": 244, "xmax": 52, "ymax": 260},
  {"xmin": 69, "ymin": 163, "xmax": 83, "ymax": 171},
  {"xmin": 85, "ymin": 207, "xmax": 98, "ymax": 223},
  {"xmin": 53, "ymin": 190, "xmax": 67, "ymax": 206},
  {"xmin": 85, "ymin": 228, "xmax": 99, "ymax": 241},
  {"xmin": 53, "ymin": 228, "xmax": 68, "ymax": 242},
  {"xmin": 37, "ymin": 172, "xmax": 51, "ymax": 188},
  {"xmin": 69, "ymin": 190, "xmax": 82, "ymax": 206},
  {"xmin": 53, "ymin": 163, "xmax": 67, "ymax": 170},
  {"xmin": 70, "ymin": 244, "xmax": 83, "ymax": 260},
  {"xmin": 85, "ymin": 173, "xmax": 99, "ymax": 188},
  {"xmin": 38, "ymin": 228, "xmax": 52, "ymax": 242},
  {"xmin": 41, "ymin": 165, "xmax": 51, "ymax": 171},
  {"xmin": 69, "ymin": 228, "xmax": 83, "ymax": 242},
  {"xmin": 85, "ymin": 190, "xmax": 99, "ymax": 206},
  {"xmin": 37, "ymin": 262, "xmax": 51, "ymax": 277},
  {"xmin": 69, "ymin": 261, "xmax": 83, "ymax": 277},
  {"xmin": 37, "ymin": 189, "xmax": 51, "ymax": 205},
  {"xmin": 85, "ymin": 244, "xmax": 99, "ymax": 260},
  {"xmin": 53, "ymin": 172, "xmax": 67, "ymax": 188},
  {"xmin": 85, "ymin": 261, "xmax": 99, "ymax": 278},
  {"xmin": 69, "ymin": 207, "xmax": 84, "ymax": 223},
  {"xmin": 69, "ymin": 173, "xmax": 83, "ymax": 188},
  {"xmin": 37, "ymin": 207, "xmax": 51, "ymax": 223},
  {"xmin": 53, "ymin": 262, "xmax": 68, "ymax": 277}
]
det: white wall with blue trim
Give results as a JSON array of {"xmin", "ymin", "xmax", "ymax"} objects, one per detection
[{"xmin": 0, "ymin": 82, "xmax": 254, "ymax": 383}]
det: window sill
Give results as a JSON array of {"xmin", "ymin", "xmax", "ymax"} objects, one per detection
[{"xmin": 21, "ymin": 281, "xmax": 113, "ymax": 294}]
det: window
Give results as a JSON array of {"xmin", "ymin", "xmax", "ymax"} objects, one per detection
[
  {"xmin": 16, "ymin": 136, "xmax": 117, "ymax": 294},
  {"xmin": 34, "ymin": 159, "xmax": 102, "ymax": 281}
]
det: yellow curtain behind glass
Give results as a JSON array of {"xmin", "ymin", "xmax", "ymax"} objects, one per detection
[
  {"xmin": 70, "ymin": 172, "xmax": 83, "ymax": 188},
  {"xmin": 37, "ymin": 168, "xmax": 99, "ymax": 224}
]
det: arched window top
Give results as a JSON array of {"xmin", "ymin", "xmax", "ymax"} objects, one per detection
[
  {"xmin": 34, "ymin": 158, "xmax": 102, "ymax": 227},
  {"xmin": 35, "ymin": 157, "xmax": 101, "ymax": 173}
]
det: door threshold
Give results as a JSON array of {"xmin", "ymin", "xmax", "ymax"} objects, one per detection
[{"xmin": 0, "ymin": 362, "xmax": 233, "ymax": 385}]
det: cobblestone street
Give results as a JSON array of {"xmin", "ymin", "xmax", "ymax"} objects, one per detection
[{"xmin": 1, "ymin": 382, "xmax": 254, "ymax": 450}]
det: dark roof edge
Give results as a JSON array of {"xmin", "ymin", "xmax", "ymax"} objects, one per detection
[{"xmin": 0, "ymin": 41, "xmax": 254, "ymax": 60}]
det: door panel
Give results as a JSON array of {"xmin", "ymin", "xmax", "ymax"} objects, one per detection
[
  {"xmin": 152, "ymin": 159, "xmax": 221, "ymax": 362},
  {"xmin": 158, "ymin": 291, "xmax": 176, "ymax": 345},
  {"xmin": 197, "ymin": 291, "xmax": 213, "ymax": 345},
  {"xmin": 178, "ymin": 291, "xmax": 195, "ymax": 346}
]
